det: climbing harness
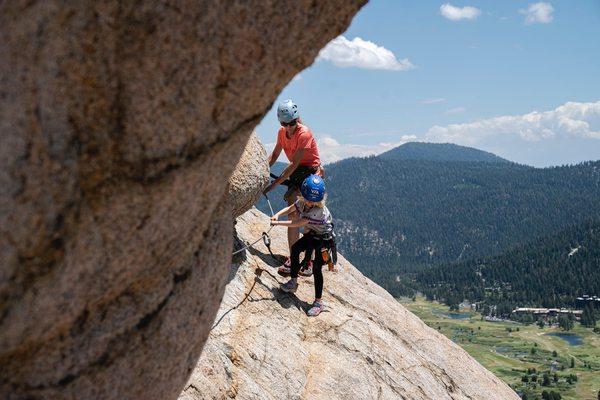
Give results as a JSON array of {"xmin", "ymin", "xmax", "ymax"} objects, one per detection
[{"xmin": 309, "ymin": 231, "xmax": 338, "ymax": 271}]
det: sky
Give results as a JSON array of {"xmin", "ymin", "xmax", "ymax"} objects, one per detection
[{"xmin": 255, "ymin": 0, "xmax": 600, "ymax": 167}]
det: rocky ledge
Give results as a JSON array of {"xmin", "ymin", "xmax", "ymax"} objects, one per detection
[{"xmin": 180, "ymin": 208, "xmax": 520, "ymax": 400}]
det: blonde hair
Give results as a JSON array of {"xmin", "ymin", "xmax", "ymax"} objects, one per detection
[{"xmin": 306, "ymin": 193, "xmax": 327, "ymax": 208}]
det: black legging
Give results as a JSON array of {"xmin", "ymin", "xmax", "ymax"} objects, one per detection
[{"xmin": 290, "ymin": 235, "xmax": 325, "ymax": 299}]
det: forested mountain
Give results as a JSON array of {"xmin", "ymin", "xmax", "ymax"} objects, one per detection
[
  {"xmin": 259, "ymin": 142, "xmax": 509, "ymax": 213},
  {"xmin": 326, "ymin": 157, "xmax": 600, "ymax": 272},
  {"xmin": 258, "ymin": 142, "xmax": 509, "ymax": 213},
  {"xmin": 415, "ymin": 219, "xmax": 600, "ymax": 311},
  {"xmin": 380, "ymin": 142, "xmax": 510, "ymax": 163},
  {"xmin": 257, "ymin": 145, "xmax": 600, "ymax": 301}
]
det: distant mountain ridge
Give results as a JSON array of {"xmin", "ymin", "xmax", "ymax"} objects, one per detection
[
  {"xmin": 380, "ymin": 142, "xmax": 510, "ymax": 163},
  {"xmin": 259, "ymin": 142, "xmax": 510, "ymax": 213}
]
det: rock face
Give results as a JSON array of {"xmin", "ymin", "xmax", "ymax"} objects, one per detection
[
  {"xmin": 229, "ymin": 133, "xmax": 269, "ymax": 218},
  {"xmin": 0, "ymin": 1, "xmax": 365, "ymax": 399},
  {"xmin": 180, "ymin": 208, "xmax": 520, "ymax": 400}
]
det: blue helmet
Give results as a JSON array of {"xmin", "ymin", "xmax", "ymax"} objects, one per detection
[
  {"xmin": 301, "ymin": 174, "xmax": 325, "ymax": 202},
  {"xmin": 277, "ymin": 99, "xmax": 299, "ymax": 123}
]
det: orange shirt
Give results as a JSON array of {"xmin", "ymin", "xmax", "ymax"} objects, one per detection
[{"xmin": 277, "ymin": 123, "xmax": 321, "ymax": 167}]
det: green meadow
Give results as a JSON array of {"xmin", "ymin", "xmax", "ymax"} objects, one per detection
[{"xmin": 400, "ymin": 297, "xmax": 600, "ymax": 400}]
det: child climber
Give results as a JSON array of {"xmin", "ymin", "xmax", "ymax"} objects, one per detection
[{"xmin": 269, "ymin": 174, "xmax": 334, "ymax": 317}]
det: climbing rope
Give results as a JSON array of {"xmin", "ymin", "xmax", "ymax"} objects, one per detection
[
  {"xmin": 231, "ymin": 230, "xmax": 273, "ymax": 256},
  {"xmin": 231, "ymin": 194, "xmax": 275, "ymax": 256}
]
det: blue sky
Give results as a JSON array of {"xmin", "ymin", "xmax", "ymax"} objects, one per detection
[{"xmin": 255, "ymin": 0, "xmax": 600, "ymax": 167}]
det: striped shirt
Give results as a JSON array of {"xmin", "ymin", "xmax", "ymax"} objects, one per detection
[{"xmin": 294, "ymin": 199, "xmax": 333, "ymax": 236}]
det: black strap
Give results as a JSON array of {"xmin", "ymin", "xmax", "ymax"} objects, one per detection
[
  {"xmin": 269, "ymin": 173, "xmax": 292, "ymax": 187},
  {"xmin": 270, "ymin": 165, "xmax": 320, "ymax": 188}
]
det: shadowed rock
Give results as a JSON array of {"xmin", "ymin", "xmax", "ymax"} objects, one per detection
[
  {"xmin": 180, "ymin": 208, "xmax": 521, "ymax": 400},
  {"xmin": 0, "ymin": 1, "xmax": 365, "ymax": 399}
]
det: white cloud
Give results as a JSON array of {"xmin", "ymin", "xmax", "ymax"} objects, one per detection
[
  {"xmin": 425, "ymin": 101, "xmax": 600, "ymax": 146},
  {"xmin": 318, "ymin": 36, "xmax": 415, "ymax": 71},
  {"xmin": 440, "ymin": 3, "xmax": 481, "ymax": 21},
  {"xmin": 292, "ymin": 74, "xmax": 303, "ymax": 82},
  {"xmin": 421, "ymin": 98, "xmax": 447, "ymax": 105},
  {"xmin": 317, "ymin": 135, "xmax": 417, "ymax": 164},
  {"xmin": 520, "ymin": 2, "xmax": 554, "ymax": 25},
  {"xmin": 444, "ymin": 106, "xmax": 466, "ymax": 114}
]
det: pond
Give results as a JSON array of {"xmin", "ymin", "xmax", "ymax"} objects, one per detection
[
  {"xmin": 495, "ymin": 345, "xmax": 528, "ymax": 358},
  {"xmin": 546, "ymin": 332, "xmax": 583, "ymax": 346},
  {"xmin": 434, "ymin": 311, "xmax": 472, "ymax": 320}
]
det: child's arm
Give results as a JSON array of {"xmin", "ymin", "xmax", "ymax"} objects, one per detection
[
  {"xmin": 271, "ymin": 203, "xmax": 296, "ymax": 220},
  {"xmin": 271, "ymin": 218, "xmax": 309, "ymax": 228}
]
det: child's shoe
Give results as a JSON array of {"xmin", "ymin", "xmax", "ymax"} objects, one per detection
[
  {"xmin": 277, "ymin": 265, "xmax": 291, "ymax": 276},
  {"xmin": 277, "ymin": 257, "xmax": 292, "ymax": 276},
  {"xmin": 307, "ymin": 300, "xmax": 324, "ymax": 316},
  {"xmin": 280, "ymin": 279, "xmax": 298, "ymax": 293},
  {"xmin": 299, "ymin": 260, "xmax": 313, "ymax": 277}
]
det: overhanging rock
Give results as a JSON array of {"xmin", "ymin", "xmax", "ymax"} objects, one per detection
[{"xmin": 0, "ymin": 1, "xmax": 366, "ymax": 399}]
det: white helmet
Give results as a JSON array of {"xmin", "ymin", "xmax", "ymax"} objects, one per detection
[{"xmin": 277, "ymin": 99, "xmax": 299, "ymax": 123}]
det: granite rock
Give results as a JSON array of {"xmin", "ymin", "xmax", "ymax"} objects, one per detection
[
  {"xmin": 0, "ymin": 1, "xmax": 365, "ymax": 399},
  {"xmin": 180, "ymin": 208, "xmax": 521, "ymax": 400},
  {"xmin": 229, "ymin": 133, "xmax": 269, "ymax": 218}
]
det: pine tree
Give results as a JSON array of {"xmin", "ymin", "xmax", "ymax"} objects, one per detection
[
  {"xmin": 542, "ymin": 373, "xmax": 551, "ymax": 387},
  {"xmin": 542, "ymin": 391, "xmax": 550, "ymax": 400},
  {"xmin": 558, "ymin": 315, "xmax": 573, "ymax": 331},
  {"xmin": 581, "ymin": 304, "xmax": 597, "ymax": 328}
]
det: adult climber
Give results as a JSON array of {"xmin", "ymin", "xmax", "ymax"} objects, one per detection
[{"xmin": 264, "ymin": 99, "xmax": 322, "ymax": 270}]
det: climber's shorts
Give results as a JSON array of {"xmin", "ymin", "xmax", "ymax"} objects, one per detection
[{"xmin": 283, "ymin": 165, "xmax": 321, "ymax": 204}]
